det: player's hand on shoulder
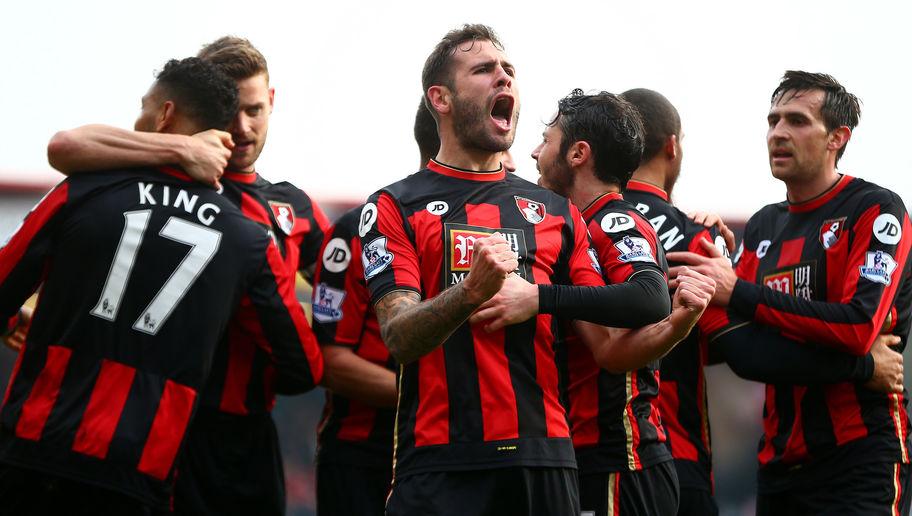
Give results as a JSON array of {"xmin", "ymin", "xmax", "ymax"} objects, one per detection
[
  {"xmin": 182, "ymin": 129, "xmax": 235, "ymax": 189},
  {"xmin": 469, "ymin": 273, "xmax": 537, "ymax": 333},
  {"xmin": 688, "ymin": 211, "xmax": 736, "ymax": 253}
]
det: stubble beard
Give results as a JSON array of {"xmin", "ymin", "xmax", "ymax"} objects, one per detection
[{"xmin": 452, "ymin": 93, "xmax": 516, "ymax": 154}]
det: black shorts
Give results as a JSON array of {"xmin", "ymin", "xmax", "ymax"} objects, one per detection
[
  {"xmin": 173, "ymin": 410, "xmax": 285, "ymax": 516},
  {"xmin": 676, "ymin": 487, "xmax": 718, "ymax": 516},
  {"xmin": 386, "ymin": 467, "xmax": 579, "ymax": 516},
  {"xmin": 317, "ymin": 461, "xmax": 391, "ymax": 516},
  {"xmin": 579, "ymin": 460, "xmax": 679, "ymax": 516},
  {"xmin": 757, "ymin": 461, "xmax": 912, "ymax": 516},
  {"xmin": 0, "ymin": 463, "xmax": 164, "ymax": 516}
]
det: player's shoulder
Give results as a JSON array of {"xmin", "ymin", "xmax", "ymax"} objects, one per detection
[
  {"xmin": 332, "ymin": 205, "xmax": 365, "ymax": 238},
  {"xmin": 259, "ymin": 179, "xmax": 317, "ymax": 209},
  {"xmin": 845, "ymin": 176, "xmax": 906, "ymax": 213}
]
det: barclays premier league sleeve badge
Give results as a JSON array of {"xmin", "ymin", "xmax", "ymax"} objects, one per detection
[
  {"xmin": 614, "ymin": 235, "xmax": 655, "ymax": 263},
  {"xmin": 312, "ymin": 283, "xmax": 346, "ymax": 323},
  {"xmin": 362, "ymin": 236, "xmax": 394, "ymax": 279},
  {"xmin": 859, "ymin": 250, "xmax": 897, "ymax": 285}
]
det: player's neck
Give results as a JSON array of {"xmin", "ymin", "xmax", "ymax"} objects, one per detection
[
  {"xmin": 629, "ymin": 161, "xmax": 668, "ymax": 195},
  {"xmin": 786, "ymin": 168, "xmax": 841, "ymax": 204},
  {"xmin": 435, "ymin": 143, "xmax": 502, "ymax": 172},
  {"xmin": 570, "ymin": 173, "xmax": 620, "ymax": 213}
]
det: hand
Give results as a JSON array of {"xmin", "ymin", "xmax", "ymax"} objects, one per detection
[
  {"xmin": 3, "ymin": 306, "xmax": 32, "ymax": 352},
  {"xmin": 672, "ymin": 267, "xmax": 716, "ymax": 315},
  {"xmin": 468, "ymin": 273, "xmax": 538, "ymax": 332},
  {"xmin": 688, "ymin": 211, "xmax": 736, "ymax": 254},
  {"xmin": 667, "ymin": 238, "xmax": 737, "ymax": 307},
  {"xmin": 461, "ymin": 233, "xmax": 519, "ymax": 306},
  {"xmin": 865, "ymin": 334, "xmax": 903, "ymax": 393},
  {"xmin": 181, "ymin": 129, "xmax": 234, "ymax": 189}
]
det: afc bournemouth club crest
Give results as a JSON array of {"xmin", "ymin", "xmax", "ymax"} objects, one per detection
[
  {"xmin": 269, "ymin": 201, "xmax": 296, "ymax": 236},
  {"xmin": 819, "ymin": 217, "xmax": 846, "ymax": 250},
  {"xmin": 514, "ymin": 196, "xmax": 545, "ymax": 224}
]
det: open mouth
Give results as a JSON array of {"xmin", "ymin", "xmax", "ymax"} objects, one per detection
[
  {"xmin": 770, "ymin": 149, "xmax": 793, "ymax": 161},
  {"xmin": 490, "ymin": 95, "xmax": 514, "ymax": 132}
]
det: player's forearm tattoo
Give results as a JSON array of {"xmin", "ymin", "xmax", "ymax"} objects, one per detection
[{"xmin": 375, "ymin": 286, "xmax": 480, "ymax": 364}]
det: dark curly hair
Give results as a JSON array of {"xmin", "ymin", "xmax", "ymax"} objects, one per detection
[
  {"xmin": 155, "ymin": 57, "xmax": 239, "ymax": 131},
  {"xmin": 771, "ymin": 70, "xmax": 861, "ymax": 165},
  {"xmin": 550, "ymin": 89, "xmax": 644, "ymax": 188},
  {"xmin": 413, "ymin": 99, "xmax": 440, "ymax": 165}
]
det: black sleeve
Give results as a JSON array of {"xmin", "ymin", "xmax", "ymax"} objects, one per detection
[
  {"xmin": 713, "ymin": 322, "xmax": 874, "ymax": 385},
  {"xmin": 538, "ymin": 269, "xmax": 671, "ymax": 328}
]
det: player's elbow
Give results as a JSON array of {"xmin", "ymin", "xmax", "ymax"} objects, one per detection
[{"xmin": 47, "ymin": 130, "xmax": 81, "ymax": 173}]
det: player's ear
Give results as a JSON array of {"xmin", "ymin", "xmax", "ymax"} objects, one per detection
[
  {"xmin": 268, "ymin": 87, "xmax": 275, "ymax": 114},
  {"xmin": 664, "ymin": 134, "xmax": 678, "ymax": 160},
  {"xmin": 156, "ymin": 101, "xmax": 176, "ymax": 132},
  {"xmin": 828, "ymin": 126, "xmax": 851, "ymax": 152},
  {"xmin": 427, "ymin": 86, "xmax": 451, "ymax": 117},
  {"xmin": 567, "ymin": 140, "xmax": 590, "ymax": 168}
]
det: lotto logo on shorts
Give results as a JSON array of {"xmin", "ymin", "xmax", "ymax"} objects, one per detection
[
  {"xmin": 762, "ymin": 262, "xmax": 814, "ymax": 300},
  {"xmin": 444, "ymin": 223, "xmax": 527, "ymax": 286}
]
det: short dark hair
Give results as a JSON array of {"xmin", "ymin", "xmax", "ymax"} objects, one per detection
[
  {"xmin": 421, "ymin": 24, "xmax": 503, "ymax": 119},
  {"xmin": 198, "ymin": 36, "xmax": 269, "ymax": 82},
  {"xmin": 550, "ymin": 89, "xmax": 644, "ymax": 189},
  {"xmin": 621, "ymin": 88, "xmax": 680, "ymax": 162},
  {"xmin": 771, "ymin": 70, "xmax": 861, "ymax": 164},
  {"xmin": 413, "ymin": 100, "xmax": 440, "ymax": 165},
  {"xmin": 155, "ymin": 57, "xmax": 239, "ymax": 130}
]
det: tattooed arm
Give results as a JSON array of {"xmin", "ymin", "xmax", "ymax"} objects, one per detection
[{"xmin": 375, "ymin": 233, "xmax": 518, "ymax": 364}]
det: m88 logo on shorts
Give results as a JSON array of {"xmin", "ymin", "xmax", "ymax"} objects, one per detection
[
  {"xmin": 444, "ymin": 223, "xmax": 527, "ymax": 287},
  {"xmin": 762, "ymin": 262, "xmax": 815, "ymax": 300}
]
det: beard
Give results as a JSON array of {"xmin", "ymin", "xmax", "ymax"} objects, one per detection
[
  {"xmin": 540, "ymin": 155, "xmax": 574, "ymax": 197},
  {"xmin": 452, "ymin": 92, "xmax": 517, "ymax": 153}
]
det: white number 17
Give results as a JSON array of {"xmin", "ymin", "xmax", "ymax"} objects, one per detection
[{"xmin": 91, "ymin": 209, "xmax": 222, "ymax": 335}]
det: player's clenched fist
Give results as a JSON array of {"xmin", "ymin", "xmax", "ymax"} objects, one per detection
[
  {"xmin": 672, "ymin": 267, "xmax": 716, "ymax": 316},
  {"xmin": 462, "ymin": 233, "xmax": 519, "ymax": 305}
]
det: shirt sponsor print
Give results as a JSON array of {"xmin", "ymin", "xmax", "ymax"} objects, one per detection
[
  {"xmin": 313, "ymin": 282, "xmax": 346, "ymax": 323},
  {"xmin": 362, "ymin": 236, "xmax": 393, "ymax": 279},
  {"xmin": 762, "ymin": 262, "xmax": 815, "ymax": 300},
  {"xmin": 443, "ymin": 223, "xmax": 527, "ymax": 287},
  {"xmin": 322, "ymin": 237, "xmax": 351, "ymax": 273},
  {"xmin": 859, "ymin": 250, "xmax": 897, "ymax": 285},
  {"xmin": 873, "ymin": 213, "xmax": 902, "ymax": 245},
  {"xmin": 601, "ymin": 212, "xmax": 636, "ymax": 234},
  {"xmin": 358, "ymin": 203, "xmax": 378, "ymax": 238}
]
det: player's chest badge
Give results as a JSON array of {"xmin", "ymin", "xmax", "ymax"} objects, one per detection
[
  {"xmin": 514, "ymin": 196, "xmax": 545, "ymax": 225},
  {"xmin": 819, "ymin": 217, "xmax": 846, "ymax": 250},
  {"xmin": 268, "ymin": 201, "xmax": 296, "ymax": 236}
]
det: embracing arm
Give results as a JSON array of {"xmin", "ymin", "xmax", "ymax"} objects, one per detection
[
  {"xmin": 48, "ymin": 124, "xmax": 232, "ymax": 186},
  {"xmin": 321, "ymin": 345, "xmax": 397, "ymax": 407}
]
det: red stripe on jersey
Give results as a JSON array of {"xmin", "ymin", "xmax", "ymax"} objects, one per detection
[
  {"xmin": 567, "ymin": 335, "xmax": 599, "ymax": 446},
  {"xmin": 265, "ymin": 242, "xmax": 324, "ymax": 384},
  {"xmin": 414, "ymin": 347, "xmax": 449, "ymax": 446},
  {"xmin": 337, "ymin": 399, "xmax": 377, "ymax": 441},
  {"xmin": 72, "ymin": 360, "xmax": 136, "ymax": 458},
  {"xmin": 777, "ymin": 238, "xmax": 805, "ymax": 267},
  {"xmin": 219, "ymin": 318, "xmax": 256, "ymax": 415},
  {"xmin": 466, "ymin": 203, "xmax": 519, "ymax": 441},
  {"xmin": 533, "ymin": 213, "xmax": 572, "ymax": 437},
  {"xmin": 222, "ymin": 170, "xmax": 258, "ymax": 184},
  {"xmin": 626, "ymin": 180, "xmax": 669, "ymax": 201},
  {"xmin": 659, "ymin": 380, "xmax": 698, "ymax": 460},
  {"xmin": 687, "ymin": 229, "xmax": 713, "ymax": 254},
  {"xmin": 758, "ymin": 384, "xmax": 778, "ymax": 465},
  {"xmin": 137, "ymin": 380, "xmax": 196, "ymax": 480},
  {"xmin": 377, "ymin": 193, "xmax": 422, "ymax": 292},
  {"xmin": 566, "ymin": 202, "xmax": 606, "ymax": 288},
  {"xmin": 787, "ymin": 175, "xmax": 852, "ymax": 213},
  {"xmin": 311, "ymin": 202, "xmax": 331, "ymax": 234},
  {"xmin": 735, "ymin": 249, "xmax": 759, "ymax": 282},
  {"xmin": 240, "ymin": 192, "xmax": 272, "ymax": 225},
  {"xmin": 16, "ymin": 345, "xmax": 72, "ymax": 441},
  {"xmin": 781, "ymin": 386, "xmax": 809, "ymax": 462},
  {"xmin": 625, "ymin": 371, "xmax": 643, "ymax": 469},
  {"xmin": 823, "ymin": 383, "xmax": 867, "ymax": 446},
  {"xmin": 0, "ymin": 183, "xmax": 69, "ymax": 286}
]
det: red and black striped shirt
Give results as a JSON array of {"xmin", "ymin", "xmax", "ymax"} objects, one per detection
[
  {"xmin": 0, "ymin": 168, "xmax": 322, "ymax": 508},
  {"xmin": 723, "ymin": 175, "xmax": 911, "ymax": 482},
  {"xmin": 624, "ymin": 179, "xmax": 723, "ymax": 490},
  {"xmin": 198, "ymin": 170, "xmax": 330, "ymax": 416},
  {"xmin": 563, "ymin": 191, "xmax": 672, "ymax": 474},
  {"xmin": 313, "ymin": 206, "xmax": 396, "ymax": 468},
  {"xmin": 362, "ymin": 160, "xmax": 605, "ymax": 477}
]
